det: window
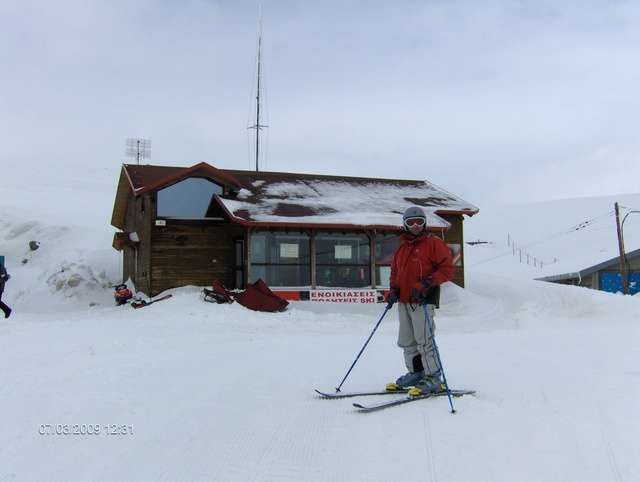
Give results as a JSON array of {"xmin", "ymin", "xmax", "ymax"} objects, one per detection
[
  {"xmin": 316, "ymin": 233, "xmax": 370, "ymax": 287},
  {"xmin": 157, "ymin": 177, "xmax": 224, "ymax": 219},
  {"xmin": 250, "ymin": 232, "xmax": 310, "ymax": 287},
  {"xmin": 375, "ymin": 234, "xmax": 400, "ymax": 287}
]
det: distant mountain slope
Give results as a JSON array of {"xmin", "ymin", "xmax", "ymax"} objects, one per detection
[{"xmin": 464, "ymin": 193, "xmax": 640, "ymax": 280}]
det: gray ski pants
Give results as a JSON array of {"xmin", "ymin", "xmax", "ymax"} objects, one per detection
[{"xmin": 397, "ymin": 303, "xmax": 441, "ymax": 376}]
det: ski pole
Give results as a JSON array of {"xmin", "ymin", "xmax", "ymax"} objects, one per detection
[
  {"xmin": 335, "ymin": 305, "xmax": 391, "ymax": 392},
  {"xmin": 423, "ymin": 304, "xmax": 456, "ymax": 414}
]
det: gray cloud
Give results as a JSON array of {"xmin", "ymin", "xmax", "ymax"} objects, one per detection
[{"xmin": 2, "ymin": 0, "xmax": 640, "ymax": 205}]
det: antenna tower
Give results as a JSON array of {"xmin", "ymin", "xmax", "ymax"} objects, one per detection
[
  {"xmin": 126, "ymin": 138, "xmax": 151, "ymax": 165},
  {"xmin": 248, "ymin": 6, "xmax": 268, "ymax": 172}
]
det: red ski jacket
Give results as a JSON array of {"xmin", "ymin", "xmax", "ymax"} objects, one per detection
[{"xmin": 389, "ymin": 233, "xmax": 454, "ymax": 303}]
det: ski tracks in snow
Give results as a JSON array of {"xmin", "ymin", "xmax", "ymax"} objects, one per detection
[
  {"xmin": 603, "ymin": 431, "xmax": 623, "ymax": 482},
  {"xmin": 599, "ymin": 404, "xmax": 624, "ymax": 482},
  {"xmin": 421, "ymin": 412, "xmax": 438, "ymax": 482},
  {"xmin": 208, "ymin": 397, "xmax": 334, "ymax": 482}
]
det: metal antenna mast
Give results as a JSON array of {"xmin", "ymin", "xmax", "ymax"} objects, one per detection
[
  {"xmin": 248, "ymin": 6, "xmax": 267, "ymax": 172},
  {"xmin": 126, "ymin": 138, "xmax": 151, "ymax": 165}
]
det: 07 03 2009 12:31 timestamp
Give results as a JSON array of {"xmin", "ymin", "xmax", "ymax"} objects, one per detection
[{"xmin": 38, "ymin": 424, "xmax": 134, "ymax": 435}]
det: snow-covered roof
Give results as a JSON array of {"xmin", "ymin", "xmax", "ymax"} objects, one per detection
[
  {"xmin": 218, "ymin": 168, "xmax": 478, "ymax": 229},
  {"xmin": 117, "ymin": 163, "xmax": 479, "ymax": 230},
  {"xmin": 218, "ymin": 177, "xmax": 477, "ymax": 229}
]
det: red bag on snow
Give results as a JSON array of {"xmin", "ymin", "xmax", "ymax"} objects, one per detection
[{"xmin": 233, "ymin": 279, "xmax": 289, "ymax": 312}]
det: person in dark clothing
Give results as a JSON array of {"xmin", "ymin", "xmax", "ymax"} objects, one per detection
[{"xmin": 0, "ymin": 264, "xmax": 12, "ymax": 318}]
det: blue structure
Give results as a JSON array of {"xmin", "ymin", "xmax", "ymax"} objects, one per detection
[
  {"xmin": 538, "ymin": 248, "xmax": 640, "ymax": 295},
  {"xmin": 599, "ymin": 272, "xmax": 640, "ymax": 295}
]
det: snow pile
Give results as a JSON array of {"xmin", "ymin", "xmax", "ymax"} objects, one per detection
[
  {"xmin": 236, "ymin": 188, "xmax": 252, "ymax": 199},
  {"xmin": 0, "ymin": 211, "xmax": 119, "ymax": 311}
]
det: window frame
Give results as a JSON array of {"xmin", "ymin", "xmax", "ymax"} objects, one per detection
[
  {"xmin": 314, "ymin": 232, "xmax": 371, "ymax": 288},
  {"xmin": 249, "ymin": 231, "xmax": 311, "ymax": 287},
  {"xmin": 156, "ymin": 177, "xmax": 225, "ymax": 220}
]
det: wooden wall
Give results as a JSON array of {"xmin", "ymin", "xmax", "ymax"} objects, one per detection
[
  {"xmin": 122, "ymin": 190, "xmax": 243, "ymax": 296},
  {"xmin": 150, "ymin": 221, "xmax": 244, "ymax": 296},
  {"xmin": 122, "ymin": 191, "xmax": 152, "ymax": 294}
]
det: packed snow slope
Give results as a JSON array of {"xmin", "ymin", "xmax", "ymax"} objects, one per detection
[
  {"xmin": 1, "ymin": 278, "xmax": 639, "ymax": 481},
  {"xmin": 464, "ymin": 193, "xmax": 640, "ymax": 281},
  {"xmin": 1, "ymin": 184, "xmax": 639, "ymax": 481}
]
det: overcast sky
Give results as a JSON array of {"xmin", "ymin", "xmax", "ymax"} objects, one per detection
[{"xmin": 2, "ymin": 0, "xmax": 640, "ymax": 206}]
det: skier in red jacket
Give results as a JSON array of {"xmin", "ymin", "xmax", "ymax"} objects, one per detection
[{"xmin": 385, "ymin": 206, "xmax": 454, "ymax": 394}]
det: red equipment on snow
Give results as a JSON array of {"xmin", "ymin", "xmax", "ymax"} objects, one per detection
[
  {"xmin": 234, "ymin": 279, "xmax": 289, "ymax": 312},
  {"xmin": 114, "ymin": 284, "xmax": 133, "ymax": 305},
  {"xmin": 203, "ymin": 279, "xmax": 288, "ymax": 312},
  {"xmin": 202, "ymin": 280, "xmax": 235, "ymax": 304}
]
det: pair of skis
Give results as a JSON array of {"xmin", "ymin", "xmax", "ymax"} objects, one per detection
[{"xmin": 315, "ymin": 388, "xmax": 476, "ymax": 412}]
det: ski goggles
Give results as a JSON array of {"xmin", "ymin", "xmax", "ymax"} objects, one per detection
[{"xmin": 404, "ymin": 217, "xmax": 426, "ymax": 227}]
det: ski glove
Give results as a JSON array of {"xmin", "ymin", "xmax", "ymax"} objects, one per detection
[
  {"xmin": 411, "ymin": 277, "xmax": 433, "ymax": 305},
  {"xmin": 385, "ymin": 287, "xmax": 400, "ymax": 309}
]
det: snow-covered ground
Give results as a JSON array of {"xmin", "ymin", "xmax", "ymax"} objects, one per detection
[
  {"xmin": 1, "ymin": 183, "xmax": 640, "ymax": 481},
  {"xmin": 2, "ymin": 277, "xmax": 638, "ymax": 481}
]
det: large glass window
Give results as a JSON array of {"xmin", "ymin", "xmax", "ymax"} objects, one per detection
[
  {"xmin": 250, "ymin": 232, "xmax": 310, "ymax": 287},
  {"xmin": 375, "ymin": 234, "xmax": 401, "ymax": 287},
  {"xmin": 316, "ymin": 233, "xmax": 370, "ymax": 287},
  {"xmin": 157, "ymin": 177, "xmax": 224, "ymax": 219}
]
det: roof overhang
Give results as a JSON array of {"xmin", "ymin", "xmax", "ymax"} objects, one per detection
[
  {"xmin": 129, "ymin": 162, "xmax": 242, "ymax": 196},
  {"xmin": 536, "ymin": 272, "xmax": 582, "ymax": 283}
]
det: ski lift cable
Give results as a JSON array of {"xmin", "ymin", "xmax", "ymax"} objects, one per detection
[
  {"xmin": 562, "ymin": 209, "xmax": 616, "ymax": 234},
  {"xmin": 471, "ymin": 209, "xmax": 616, "ymax": 267},
  {"xmin": 472, "ymin": 209, "xmax": 615, "ymax": 267}
]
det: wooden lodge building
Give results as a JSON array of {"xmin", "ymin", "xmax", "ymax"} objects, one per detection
[{"xmin": 111, "ymin": 162, "xmax": 479, "ymax": 297}]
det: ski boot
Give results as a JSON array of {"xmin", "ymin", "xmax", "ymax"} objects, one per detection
[
  {"xmin": 407, "ymin": 374, "xmax": 445, "ymax": 397},
  {"xmin": 386, "ymin": 370, "xmax": 424, "ymax": 392}
]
